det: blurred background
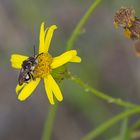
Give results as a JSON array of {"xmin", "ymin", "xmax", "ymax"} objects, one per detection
[{"xmin": 1, "ymin": 0, "xmax": 140, "ymax": 140}]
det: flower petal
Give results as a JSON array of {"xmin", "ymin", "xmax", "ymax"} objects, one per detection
[
  {"xmin": 44, "ymin": 77, "xmax": 55, "ymax": 105},
  {"xmin": 16, "ymin": 83, "xmax": 26, "ymax": 94},
  {"xmin": 69, "ymin": 55, "xmax": 81, "ymax": 63},
  {"xmin": 47, "ymin": 75, "xmax": 63, "ymax": 102},
  {"xmin": 10, "ymin": 54, "xmax": 28, "ymax": 69},
  {"xmin": 39, "ymin": 23, "xmax": 57, "ymax": 54},
  {"xmin": 17, "ymin": 78, "xmax": 41, "ymax": 101},
  {"xmin": 44, "ymin": 25, "xmax": 57, "ymax": 53},
  {"xmin": 51, "ymin": 50, "xmax": 77, "ymax": 69},
  {"xmin": 39, "ymin": 22, "xmax": 45, "ymax": 54}
]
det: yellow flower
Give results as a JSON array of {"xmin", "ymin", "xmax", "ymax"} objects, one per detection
[{"xmin": 10, "ymin": 22, "xmax": 81, "ymax": 104}]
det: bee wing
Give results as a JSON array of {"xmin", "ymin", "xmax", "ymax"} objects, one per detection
[{"xmin": 18, "ymin": 69, "xmax": 26, "ymax": 86}]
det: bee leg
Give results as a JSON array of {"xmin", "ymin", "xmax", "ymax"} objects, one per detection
[{"xmin": 30, "ymin": 73, "xmax": 36, "ymax": 81}]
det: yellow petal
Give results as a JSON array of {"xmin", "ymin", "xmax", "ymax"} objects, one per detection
[
  {"xmin": 44, "ymin": 77, "xmax": 55, "ymax": 105},
  {"xmin": 44, "ymin": 25, "xmax": 57, "ymax": 53},
  {"xmin": 69, "ymin": 55, "xmax": 81, "ymax": 63},
  {"xmin": 16, "ymin": 83, "xmax": 26, "ymax": 94},
  {"xmin": 39, "ymin": 22, "xmax": 45, "ymax": 54},
  {"xmin": 17, "ymin": 78, "xmax": 41, "ymax": 101},
  {"xmin": 47, "ymin": 75, "xmax": 63, "ymax": 102},
  {"xmin": 51, "ymin": 50, "xmax": 77, "ymax": 69},
  {"xmin": 10, "ymin": 54, "xmax": 28, "ymax": 69}
]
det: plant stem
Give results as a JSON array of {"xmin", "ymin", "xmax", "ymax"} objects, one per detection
[
  {"xmin": 131, "ymin": 119, "xmax": 140, "ymax": 130},
  {"xmin": 70, "ymin": 75, "xmax": 140, "ymax": 109},
  {"xmin": 41, "ymin": 103, "xmax": 58, "ymax": 140},
  {"xmin": 67, "ymin": 0, "xmax": 102, "ymax": 51},
  {"xmin": 82, "ymin": 108, "xmax": 140, "ymax": 140}
]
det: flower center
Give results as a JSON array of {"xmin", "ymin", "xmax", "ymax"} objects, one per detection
[{"xmin": 33, "ymin": 53, "xmax": 53, "ymax": 78}]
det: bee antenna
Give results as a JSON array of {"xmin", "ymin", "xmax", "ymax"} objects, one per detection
[{"xmin": 33, "ymin": 45, "xmax": 36, "ymax": 57}]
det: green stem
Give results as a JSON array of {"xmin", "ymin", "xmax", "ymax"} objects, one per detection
[
  {"xmin": 41, "ymin": 103, "xmax": 58, "ymax": 140},
  {"xmin": 67, "ymin": 0, "xmax": 102, "ymax": 51},
  {"xmin": 70, "ymin": 75, "xmax": 140, "ymax": 108},
  {"xmin": 82, "ymin": 108, "xmax": 140, "ymax": 140},
  {"xmin": 131, "ymin": 119, "xmax": 140, "ymax": 130}
]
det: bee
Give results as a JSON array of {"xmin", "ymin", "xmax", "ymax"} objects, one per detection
[{"xmin": 18, "ymin": 46, "xmax": 38, "ymax": 86}]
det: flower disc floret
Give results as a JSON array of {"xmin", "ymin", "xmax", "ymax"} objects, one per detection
[{"xmin": 33, "ymin": 53, "xmax": 53, "ymax": 78}]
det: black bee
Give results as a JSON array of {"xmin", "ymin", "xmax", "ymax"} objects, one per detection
[{"xmin": 18, "ymin": 46, "xmax": 38, "ymax": 86}]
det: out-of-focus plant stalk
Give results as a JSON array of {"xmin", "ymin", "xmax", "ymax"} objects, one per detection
[
  {"xmin": 41, "ymin": 103, "xmax": 58, "ymax": 140},
  {"xmin": 131, "ymin": 119, "xmax": 140, "ymax": 130},
  {"xmin": 82, "ymin": 108, "xmax": 140, "ymax": 140},
  {"xmin": 70, "ymin": 75, "xmax": 140, "ymax": 108},
  {"xmin": 67, "ymin": 0, "xmax": 102, "ymax": 51}
]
